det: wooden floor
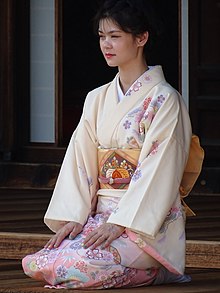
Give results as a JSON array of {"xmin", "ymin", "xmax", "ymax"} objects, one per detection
[{"xmin": 0, "ymin": 188, "xmax": 220, "ymax": 292}]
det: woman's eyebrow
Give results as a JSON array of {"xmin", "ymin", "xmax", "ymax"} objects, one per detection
[{"xmin": 98, "ymin": 29, "xmax": 122, "ymax": 34}]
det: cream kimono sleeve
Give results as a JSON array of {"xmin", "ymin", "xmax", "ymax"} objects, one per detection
[
  {"xmin": 107, "ymin": 92, "xmax": 192, "ymax": 239},
  {"xmin": 44, "ymin": 96, "xmax": 99, "ymax": 233}
]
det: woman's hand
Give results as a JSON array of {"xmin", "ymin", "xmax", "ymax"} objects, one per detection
[
  {"xmin": 44, "ymin": 221, "xmax": 83, "ymax": 249},
  {"xmin": 83, "ymin": 223, "xmax": 125, "ymax": 250}
]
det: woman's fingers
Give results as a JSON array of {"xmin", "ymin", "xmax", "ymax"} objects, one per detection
[
  {"xmin": 44, "ymin": 223, "xmax": 124, "ymax": 250},
  {"xmin": 83, "ymin": 223, "xmax": 125, "ymax": 249},
  {"xmin": 83, "ymin": 232, "xmax": 106, "ymax": 249},
  {"xmin": 69, "ymin": 223, "xmax": 83, "ymax": 239},
  {"xmin": 44, "ymin": 230, "xmax": 66, "ymax": 249},
  {"xmin": 44, "ymin": 221, "xmax": 83, "ymax": 249},
  {"xmin": 44, "ymin": 238, "xmax": 54, "ymax": 249}
]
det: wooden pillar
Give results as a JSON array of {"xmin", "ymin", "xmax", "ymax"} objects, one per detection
[{"xmin": 0, "ymin": 0, "xmax": 16, "ymax": 160}]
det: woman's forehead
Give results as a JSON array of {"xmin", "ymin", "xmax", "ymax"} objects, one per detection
[{"xmin": 98, "ymin": 18, "xmax": 122, "ymax": 33}]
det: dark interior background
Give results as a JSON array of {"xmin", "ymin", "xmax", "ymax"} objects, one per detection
[{"xmin": 62, "ymin": 0, "xmax": 179, "ymax": 145}]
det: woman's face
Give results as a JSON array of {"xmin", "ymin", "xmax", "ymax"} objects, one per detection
[{"xmin": 98, "ymin": 18, "xmax": 143, "ymax": 69}]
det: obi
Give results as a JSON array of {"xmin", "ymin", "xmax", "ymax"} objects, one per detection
[{"xmin": 98, "ymin": 148, "xmax": 140, "ymax": 190}]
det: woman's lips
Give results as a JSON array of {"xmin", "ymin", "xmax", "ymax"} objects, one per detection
[{"xmin": 105, "ymin": 53, "xmax": 115, "ymax": 58}]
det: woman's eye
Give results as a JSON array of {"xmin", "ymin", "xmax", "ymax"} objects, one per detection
[
  {"xmin": 99, "ymin": 35, "xmax": 105, "ymax": 40},
  {"xmin": 111, "ymin": 35, "xmax": 120, "ymax": 38}
]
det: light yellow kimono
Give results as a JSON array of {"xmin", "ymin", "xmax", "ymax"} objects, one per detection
[{"xmin": 45, "ymin": 65, "xmax": 192, "ymax": 275}]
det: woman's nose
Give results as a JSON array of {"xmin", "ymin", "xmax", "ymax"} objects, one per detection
[{"xmin": 103, "ymin": 39, "xmax": 112, "ymax": 49}]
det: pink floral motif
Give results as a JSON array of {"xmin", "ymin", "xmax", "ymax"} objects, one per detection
[
  {"xmin": 86, "ymin": 249, "xmax": 103, "ymax": 260},
  {"xmin": 143, "ymin": 97, "xmax": 152, "ymax": 110},
  {"xmin": 125, "ymin": 81, "xmax": 142, "ymax": 96},
  {"xmin": 144, "ymin": 75, "xmax": 152, "ymax": 82},
  {"xmin": 36, "ymin": 252, "xmax": 49, "ymax": 269},
  {"xmin": 132, "ymin": 81, "xmax": 142, "ymax": 92},
  {"xmin": 102, "ymin": 270, "xmax": 124, "ymax": 288},
  {"xmin": 74, "ymin": 261, "xmax": 88, "ymax": 273}
]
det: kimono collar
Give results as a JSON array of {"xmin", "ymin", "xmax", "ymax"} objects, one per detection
[
  {"xmin": 97, "ymin": 65, "xmax": 166, "ymax": 147},
  {"xmin": 116, "ymin": 66, "xmax": 162, "ymax": 102}
]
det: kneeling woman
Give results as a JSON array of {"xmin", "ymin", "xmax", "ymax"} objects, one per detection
[{"xmin": 22, "ymin": 0, "xmax": 193, "ymax": 289}]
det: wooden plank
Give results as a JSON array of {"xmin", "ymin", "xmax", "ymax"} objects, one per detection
[
  {"xmin": 186, "ymin": 240, "xmax": 220, "ymax": 269},
  {"xmin": 0, "ymin": 232, "xmax": 220, "ymax": 269},
  {"xmin": 0, "ymin": 232, "xmax": 51, "ymax": 259}
]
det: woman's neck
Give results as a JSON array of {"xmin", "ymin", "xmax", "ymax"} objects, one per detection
[{"xmin": 118, "ymin": 61, "xmax": 148, "ymax": 94}]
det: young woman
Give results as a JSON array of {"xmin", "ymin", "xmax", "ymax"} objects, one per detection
[{"xmin": 22, "ymin": 0, "xmax": 195, "ymax": 289}]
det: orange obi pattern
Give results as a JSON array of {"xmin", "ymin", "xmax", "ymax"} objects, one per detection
[{"xmin": 98, "ymin": 148, "xmax": 140, "ymax": 189}]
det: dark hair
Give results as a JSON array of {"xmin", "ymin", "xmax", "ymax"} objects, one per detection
[{"xmin": 93, "ymin": 0, "xmax": 162, "ymax": 56}]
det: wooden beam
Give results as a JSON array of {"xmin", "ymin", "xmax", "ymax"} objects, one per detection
[{"xmin": 0, "ymin": 232, "xmax": 219, "ymax": 269}]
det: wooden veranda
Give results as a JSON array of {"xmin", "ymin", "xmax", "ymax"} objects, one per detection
[{"xmin": 0, "ymin": 188, "xmax": 219, "ymax": 292}]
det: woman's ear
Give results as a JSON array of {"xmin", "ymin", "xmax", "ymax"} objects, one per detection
[{"xmin": 136, "ymin": 32, "xmax": 149, "ymax": 47}]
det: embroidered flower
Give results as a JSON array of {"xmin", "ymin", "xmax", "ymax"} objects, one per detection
[
  {"xmin": 131, "ymin": 169, "xmax": 142, "ymax": 182},
  {"xmin": 132, "ymin": 81, "xmax": 142, "ymax": 92},
  {"xmin": 56, "ymin": 265, "xmax": 68, "ymax": 279},
  {"xmin": 74, "ymin": 261, "xmax": 88, "ymax": 273},
  {"xmin": 135, "ymin": 237, "xmax": 146, "ymax": 248},
  {"xmin": 143, "ymin": 97, "xmax": 152, "ymax": 110},
  {"xmin": 86, "ymin": 249, "xmax": 103, "ymax": 260},
  {"xmin": 144, "ymin": 75, "xmax": 152, "ymax": 82},
  {"xmin": 157, "ymin": 94, "xmax": 166, "ymax": 103},
  {"xmin": 36, "ymin": 253, "xmax": 49, "ymax": 269},
  {"xmin": 123, "ymin": 120, "xmax": 131, "ymax": 129},
  {"xmin": 125, "ymin": 81, "xmax": 142, "ymax": 96},
  {"xmin": 102, "ymin": 270, "xmax": 124, "ymax": 288}
]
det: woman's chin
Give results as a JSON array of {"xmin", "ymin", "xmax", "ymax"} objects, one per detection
[{"xmin": 105, "ymin": 61, "xmax": 118, "ymax": 68}]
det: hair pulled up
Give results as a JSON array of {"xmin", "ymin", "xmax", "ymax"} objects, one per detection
[{"xmin": 93, "ymin": 0, "xmax": 162, "ymax": 56}]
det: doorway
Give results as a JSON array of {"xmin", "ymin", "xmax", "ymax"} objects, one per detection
[
  {"xmin": 61, "ymin": 0, "xmax": 180, "ymax": 145},
  {"xmin": 189, "ymin": 1, "xmax": 220, "ymax": 166}
]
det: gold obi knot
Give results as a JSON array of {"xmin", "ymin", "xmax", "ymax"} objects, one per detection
[
  {"xmin": 98, "ymin": 148, "xmax": 140, "ymax": 190},
  {"xmin": 179, "ymin": 134, "xmax": 204, "ymax": 216}
]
